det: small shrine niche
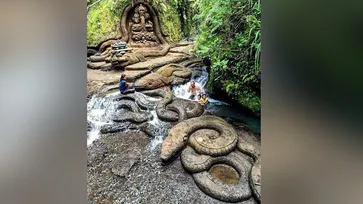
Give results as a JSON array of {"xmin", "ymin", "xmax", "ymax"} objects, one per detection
[{"xmin": 120, "ymin": 1, "xmax": 167, "ymax": 47}]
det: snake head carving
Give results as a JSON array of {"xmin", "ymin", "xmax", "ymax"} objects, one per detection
[{"xmin": 160, "ymin": 131, "xmax": 186, "ymax": 162}]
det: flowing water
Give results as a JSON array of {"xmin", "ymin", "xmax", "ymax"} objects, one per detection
[
  {"xmin": 87, "ymin": 92, "xmax": 118, "ymax": 146},
  {"xmin": 87, "ymin": 65, "xmax": 260, "ymax": 148},
  {"xmin": 87, "ymin": 91, "xmax": 169, "ymax": 149},
  {"xmin": 140, "ymin": 95, "xmax": 171, "ymax": 151},
  {"xmin": 172, "ymin": 66, "xmax": 261, "ymax": 135}
]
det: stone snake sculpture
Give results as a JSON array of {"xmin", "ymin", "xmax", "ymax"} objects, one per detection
[
  {"xmin": 160, "ymin": 115, "xmax": 261, "ymax": 203},
  {"xmin": 141, "ymin": 89, "xmax": 204, "ymax": 122},
  {"xmin": 181, "ymin": 146, "xmax": 252, "ymax": 202},
  {"xmin": 100, "ymin": 93, "xmax": 155, "ymax": 136},
  {"xmin": 237, "ymin": 135, "xmax": 261, "ymax": 202},
  {"xmin": 156, "ymin": 64, "xmax": 192, "ymax": 78},
  {"xmin": 160, "ymin": 115, "xmax": 238, "ymax": 162},
  {"xmin": 88, "ymin": 44, "xmax": 179, "ymax": 70},
  {"xmin": 134, "ymin": 73, "xmax": 173, "ymax": 91},
  {"xmin": 89, "ymin": 47, "xmax": 112, "ymax": 62},
  {"xmin": 112, "ymin": 93, "xmax": 157, "ymax": 110}
]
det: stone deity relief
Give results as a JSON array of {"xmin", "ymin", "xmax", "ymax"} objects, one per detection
[{"xmin": 129, "ymin": 4, "xmax": 159, "ymax": 47}]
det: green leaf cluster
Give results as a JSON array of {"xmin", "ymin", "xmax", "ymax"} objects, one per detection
[
  {"xmin": 192, "ymin": 0, "xmax": 261, "ymax": 113},
  {"xmin": 87, "ymin": 0, "xmax": 128, "ymax": 47}
]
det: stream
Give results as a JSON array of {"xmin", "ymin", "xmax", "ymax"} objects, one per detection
[{"xmin": 87, "ymin": 66, "xmax": 260, "ymax": 148}]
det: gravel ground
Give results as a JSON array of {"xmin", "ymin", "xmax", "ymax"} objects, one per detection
[{"xmin": 87, "ymin": 125, "xmax": 259, "ymax": 204}]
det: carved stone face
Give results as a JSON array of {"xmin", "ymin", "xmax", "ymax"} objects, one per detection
[{"xmin": 138, "ymin": 4, "xmax": 147, "ymax": 16}]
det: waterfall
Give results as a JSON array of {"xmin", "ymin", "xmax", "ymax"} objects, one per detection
[
  {"xmin": 172, "ymin": 66, "xmax": 209, "ymax": 100},
  {"xmin": 87, "ymin": 92, "xmax": 118, "ymax": 146}
]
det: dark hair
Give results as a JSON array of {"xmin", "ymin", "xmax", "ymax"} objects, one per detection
[{"xmin": 120, "ymin": 74, "xmax": 126, "ymax": 80}]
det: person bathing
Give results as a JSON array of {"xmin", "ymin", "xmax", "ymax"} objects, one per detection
[
  {"xmin": 187, "ymin": 80, "xmax": 200, "ymax": 100},
  {"xmin": 197, "ymin": 94, "xmax": 202, "ymax": 101},
  {"xmin": 199, "ymin": 93, "xmax": 209, "ymax": 105}
]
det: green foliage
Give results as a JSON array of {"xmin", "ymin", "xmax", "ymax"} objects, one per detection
[
  {"xmin": 87, "ymin": 0, "xmax": 127, "ymax": 47},
  {"xmin": 148, "ymin": 0, "xmax": 182, "ymax": 42},
  {"xmin": 193, "ymin": 0, "xmax": 261, "ymax": 113}
]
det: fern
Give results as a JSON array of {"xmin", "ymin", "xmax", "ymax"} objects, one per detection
[{"xmin": 193, "ymin": 0, "xmax": 261, "ymax": 112}]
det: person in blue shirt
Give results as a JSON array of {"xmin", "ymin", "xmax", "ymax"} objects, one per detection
[{"xmin": 119, "ymin": 74, "xmax": 129, "ymax": 94}]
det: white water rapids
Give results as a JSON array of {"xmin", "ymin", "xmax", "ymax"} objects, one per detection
[
  {"xmin": 87, "ymin": 66, "xmax": 211, "ymax": 148},
  {"xmin": 172, "ymin": 66, "xmax": 228, "ymax": 105},
  {"xmin": 87, "ymin": 65, "xmax": 258, "ymax": 151}
]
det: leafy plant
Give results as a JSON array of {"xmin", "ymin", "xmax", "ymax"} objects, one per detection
[{"xmin": 193, "ymin": 0, "xmax": 261, "ymax": 113}]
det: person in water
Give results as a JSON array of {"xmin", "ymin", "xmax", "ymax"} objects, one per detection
[
  {"xmin": 187, "ymin": 80, "xmax": 200, "ymax": 100},
  {"xmin": 199, "ymin": 93, "xmax": 209, "ymax": 105},
  {"xmin": 119, "ymin": 74, "xmax": 129, "ymax": 94},
  {"xmin": 197, "ymin": 94, "xmax": 202, "ymax": 102}
]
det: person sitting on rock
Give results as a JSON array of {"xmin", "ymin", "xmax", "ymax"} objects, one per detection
[
  {"xmin": 199, "ymin": 93, "xmax": 209, "ymax": 105},
  {"xmin": 119, "ymin": 74, "xmax": 129, "ymax": 94},
  {"xmin": 187, "ymin": 80, "xmax": 200, "ymax": 100}
]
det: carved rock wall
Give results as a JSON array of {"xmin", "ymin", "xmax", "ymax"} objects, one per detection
[{"xmin": 120, "ymin": 2, "xmax": 167, "ymax": 47}]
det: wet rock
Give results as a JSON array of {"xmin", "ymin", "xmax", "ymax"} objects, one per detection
[
  {"xmin": 88, "ymin": 128, "xmax": 257, "ymax": 204},
  {"xmin": 110, "ymin": 150, "xmax": 141, "ymax": 177},
  {"xmin": 111, "ymin": 110, "xmax": 151, "ymax": 123},
  {"xmin": 191, "ymin": 67, "xmax": 204, "ymax": 78},
  {"xmin": 100, "ymin": 122, "xmax": 131, "ymax": 134},
  {"xmin": 87, "ymin": 140, "xmax": 108, "ymax": 167}
]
